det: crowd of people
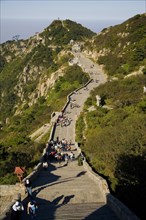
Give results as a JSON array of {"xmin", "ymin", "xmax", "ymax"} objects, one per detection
[
  {"xmin": 11, "ymin": 136, "xmax": 76, "ymax": 219},
  {"xmin": 43, "ymin": 137, "xmax": 75, "ymax": 168},
  {"xmin": 56, "ymin": 113, "xmax": 72, "ymax": 127}
]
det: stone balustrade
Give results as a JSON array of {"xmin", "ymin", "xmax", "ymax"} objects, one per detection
[
  {"xmin": 0, "ymin": 78, "xmax": 140, "ymax": 220},
  {"xmin": 107, "ymin": 194, "xmax": 140, "ymax": 220},
  {"xmin": 75, "ymin": 142, "xmax": 140, "ymax": 220},
  {"xmin": 0, "ymin": 187, "xmax": 24, "ymax": 220}
]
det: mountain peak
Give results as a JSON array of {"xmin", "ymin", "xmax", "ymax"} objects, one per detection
[{"xmin": 40, "ymin": 19, "xmax": 95, "ymax": 45}]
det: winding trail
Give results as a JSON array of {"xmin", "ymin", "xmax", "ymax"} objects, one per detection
[
  {"xmin": 21, "ymin": 52, "xmax": 120, "ymax": 220},
  {"xmin": 54, "ymin": 51, "xmax": 107, "ymax": 143}
]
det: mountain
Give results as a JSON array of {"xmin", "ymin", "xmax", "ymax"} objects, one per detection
[
  {"xmin": 0, "ymin": 19, "xmax": 93, "ymax": 183},
  {"xmin": 0, "ymin": 19, "xmax": 94, "ymax": 122},
  {"xmin": 84, "ymin": 13, "xmax": 146, "ymax": 77},
  {"xmin": 40, "ymin": 19, "xmax": 95, "ymax": 45},
  {"xmin": 0, "ymin": 15, "xmax": 146, "ymax": 219},
  {"xmin": 75, "ymin": 14, "xmax": 146, "ymax": 220}
]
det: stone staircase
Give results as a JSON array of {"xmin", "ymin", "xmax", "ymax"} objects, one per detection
[
  {"xmin": 33, "ymin": 160, "xmax": 104, "ymax": 203},
  {"xmin": 34, "ymin": 203, "xmax": 119, "ymax": 220},
  {"xmin": 21, "ymin": 160, "xmax": 119, "ymax": 220},
  {"xmin": 21, "ymin": 53, "xmax": 120, "ymax": 219}
]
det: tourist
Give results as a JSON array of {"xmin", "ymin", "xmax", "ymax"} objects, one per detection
[
  {"xmin": 64, "ymin": 153, "xmax": 69, "ymax": 166},
  {"xmin": 27, "ymin": 199, "xmax": 38, "ymax": 218},
  {"xmin": 69, "ymin": 152, "xmax": 75, "ymax": 160},
  {"xmin": 24, "ymin": 178, "xmax": 32, "ymax": 197},
  {"xmin": 43, "ymin": 161, "xmax": 48, "ymax": 170},
  {"xmin": 12, "ymin": 199, "xmax": 24, "ymax": 220}
]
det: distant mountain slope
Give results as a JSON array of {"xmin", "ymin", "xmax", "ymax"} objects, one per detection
[
  {"xmin": 0, "ymin": 20, "xmax": 92, "ymax": 183},
  {"xmin": 76, "ymin": 74, "xmax": 146, "ymax": 220},
  {"xmin": 85, "ymin": 13, "xmax": 146, "ymax": 76},
  {"xmin": 75, "ymin": 14, "xmax": 146, "ymax": 220},
  {"xmin": 0, "ymin": 19, "xmax": 94, "ymax": 121},
  {"xmin": 40, "ymin": 19, "xmax": 96, "ymax": 45}
]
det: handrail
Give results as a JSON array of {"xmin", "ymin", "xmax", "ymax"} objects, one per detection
[
  {"xmin": 0, "ymin": 68, "xmax": 140, "ymax": 220},
  {"xmin": 75, "ymin": 141, "xmax": 140, "ymax": 220}
]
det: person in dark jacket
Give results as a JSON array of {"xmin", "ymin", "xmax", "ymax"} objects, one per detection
[{"xmin": 24, "ymin": 178, "xmax": 32, "ymax": 197}]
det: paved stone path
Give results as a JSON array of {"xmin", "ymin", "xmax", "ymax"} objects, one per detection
[
  {"xmin": 21, "ymin": 52, "xmax": 119, "ymax": 219},
  {"xmin": 54, "ymin": 51, "xmax": 107, "ymax": 143},
  {"xmin": 21, "ymin": 159, "xmax": 119, "ymax": 220},
  {"xmin": 29, "ymin": 123, "xmax": 51, "ymax": 142}
]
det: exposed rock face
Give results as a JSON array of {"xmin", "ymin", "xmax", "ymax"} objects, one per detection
[
  {"xmin": 28, "ymin": 67, "xmax": 65, "ymax": 107},
  {"xmin": 13, "ymin": 65, "xmax": 65, "ymax": 114},
  {"xmin": 1, "ymin": 14, "xmax": 145, "ymax": 120}
]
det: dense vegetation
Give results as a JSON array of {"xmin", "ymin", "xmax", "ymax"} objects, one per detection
[
  {"xmin": 0, "ymin": 19, "xmax": 92, "ymax": 184},
  {"xmin": 0, "ymin": 14, "xmax": 146, "ymax": 219},
  {"xmin": 86, "ymin": 14, "xmax": 146, "ymax": 77},
  {"xmin": 41, "ymin": 19, "xmax": 95, "ymax": 45},
  {"xmin": 0, "ymin": 63, "xmax": 89, "ymax": 183},
  {"xmin": 76, "ymin": 75, "xmax": 146, "ymax": 219}
]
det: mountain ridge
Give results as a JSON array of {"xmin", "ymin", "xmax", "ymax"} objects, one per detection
[
  {"xmin": 83, "ymin": 13, "xmax": 146, "ymax": 77},
  {"xmin": 0, "ymin": 13, "xmax": 146, "ymax": 219}
]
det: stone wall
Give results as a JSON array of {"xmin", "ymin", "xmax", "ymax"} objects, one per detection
[
  {"xmin": 0, "ymin": 184, "xmax": 25, "ymax": 197},
  {"xmin": 0, "ymin": 78, "xmax": 140, "ymax": 220},
  {"xmin": 107, "ymin": 194, "xmax": 140, "ymax": 220},
  {"xmin": 0, "ymin": 188, "xmax": 24, "ymax": 220},
  {"xmin": 75, "ymin": 142, "xmax": 140, "ymax": 220}
]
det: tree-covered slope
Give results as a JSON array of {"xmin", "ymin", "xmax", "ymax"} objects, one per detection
[
  {"xmin": 40, "ymin": 19, "xmax": 95, "ymax": 45},
  {"xmin": 0, "ymin": 19, "xmax": 93, "ymax": 122},
  {"xmin": 0, "ymin": 19, "xmax": 91, "ymax": 183},
  {"xmin": 76, "ymin": 74, "xmax": 146, "ymax": 219},
  {"xmin": 75, "ymin": 13, "xmax": 146, "ymax": 219},
  {"xmin": 85, "ymin": 13, "xmax": 146, "ymax": 77}
]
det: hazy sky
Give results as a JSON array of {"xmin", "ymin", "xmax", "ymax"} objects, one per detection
[
  {"xmin": 1, "ymin": 0, "xmax": 145, "ymax": 20},
  {"xmin": 1, "ymin": 0, "xmax": 145, "ymax": 43}
]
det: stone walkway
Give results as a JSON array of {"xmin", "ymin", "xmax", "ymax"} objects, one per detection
[
  {"xmin": 21, "ymin": 161, "xmax": 119, "ymax": 220},
  {"xmin": 54, "ymin": 51, "xmax": 107, "ymax": 143},
  {"xmin": 21, "ymin": 52, "xmax": 120, "ymax": 219}
]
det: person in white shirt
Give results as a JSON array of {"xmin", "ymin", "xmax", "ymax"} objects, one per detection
[
  {"xmin": 12, "ymin": 200, "xmax": 24, "ymax": 220},
  {"xmin": 27, "ymin": 200, "xmax": 38, "ymax": 218}
]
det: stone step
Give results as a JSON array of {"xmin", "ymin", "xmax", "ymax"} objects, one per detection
[
  {"xmin": 21, "ymin": 202, "xmax": 119, "ymax": 220},
  {"xmin": 37, "ymin": 191, "xmax": 103, "ymax": 204},
  {"xmin": 33, "ymin": 181, "xmax": 102, "ymax": 198}
]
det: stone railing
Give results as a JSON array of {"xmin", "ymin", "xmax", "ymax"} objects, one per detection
[
  {"xmin": 75, "ymin": 142, "xmax": 140, "ymax": 220},
  {"xmin": 75, "ymin": 142, "xmax": 109, "ymax": 203},
  {"xmin": 107, "ymin": 194, "xmax": 140, "ymax": 220},
  {"xmin": 61, "ymin": 79, "xmax": 93, "ymax": 113},
  {"xmin": 0, "ymin": 115, "xmax": 56, "ymax": 220},
  {"xmin": 0, "ymin": 184, "xmax": 24, "ymax": 197},
  {"xmin": 0, "ymin": 185, "xmax": 24, "ymax": 220},
  {"xmin": 0, "ymin": 77, "xmax": 140, "ymax": 220}
]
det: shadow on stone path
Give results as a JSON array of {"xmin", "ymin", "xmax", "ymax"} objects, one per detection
[{"xmin": 20, "ymin": 51, "xmax": 120, "ymax": 220}]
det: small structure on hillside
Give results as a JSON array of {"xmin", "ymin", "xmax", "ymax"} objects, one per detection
[
  {"xmin": 143, "ymin": 86, "xmax": 146, "ymax": 93},
  {"xmin": 14, "ymin": 167, "xmax": 25, "ymax": 183}
]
